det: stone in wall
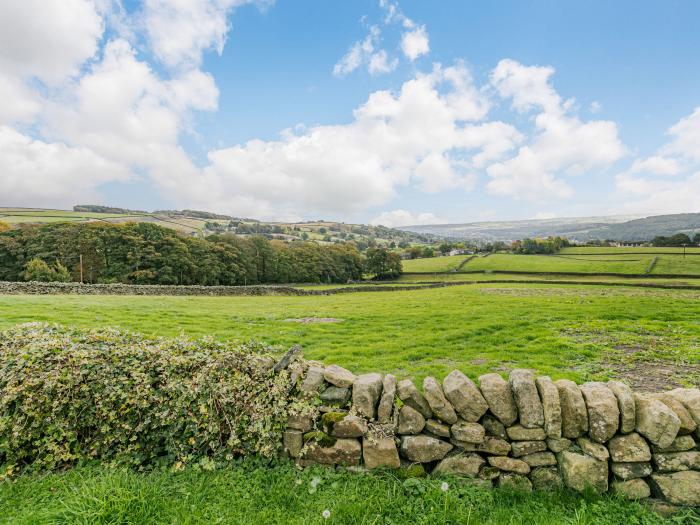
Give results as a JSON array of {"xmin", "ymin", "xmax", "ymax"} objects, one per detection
[
  {"xmin": 425, "ymin": 419, "xmax": 451, "ymax": 438},
  {"xmin": 579, "ymin": 382, "xmax": 619, "ymax": 443},
  {"xmin": 652, "ymin": 393, "xmax": 697, "ymax": 435},
  {"xmin": 607, "ymin": 433, "xmax": 651, "ymax": 463},
  {"xmin": 423, "ymin": 377, "xmax": 458, "ymax": 424},
  {"xmin": 320, "ymin": 386, "xmax": 351, "ymax": 407},
  {"xmin": 323, "ymin": 365, "xmax": 356, "ymax": 388},
  {"xmin": 433, "ymin": 453, "xmax": 485, "ymax": 477},
  {"xmin": 607, "ymin": 380, "xmax": 636, "ymax": 434},
  {"xmin": 521, "ymin": 451, "xmax": 557, "ymax": 468},
  {"xmin": 635, "ymin": 394, "xmax": 681, "ymax": 448},
  {"xmin": 536, "ymin": 376, "xmax": 562, "ymax": 439},
  {"xmin": 478, "ymin": 373, "xmax": 517, "ymax": 426},
  {"xmin": 506, "ymin": 425, "xmax": 546, "ymax": 441},
  {"xmin": 612, "ymin": 479, "xmax": 650, "ymax": 500},
  {"xmin": 487, "ymin": 456, "xmax": 530, "ymax": 475},
  {"xmin": 576, "ymin": 437, "xmax": 609, "ymax": 462},
  {"xmin": 305, "ymin": 438, "xmax": 362, "ymax": 466},
  {"xmin": 450, "ymin": 421, "xmax": 485, "ymax": 444},
  {"xmin": 650, "ymin": 471, "xmax": 700, "ymax": 506},
  {"xmin": 397, "ymin": 379, "xmax": 433, "ymax": 419},
  {"xmin": 555, "ymin": 379, "xmax": 589, "ymax": 438},
  {"xmin": 363, "ymin": 437, "xmax": 400, "ymax": 469},
  {"xmin": 443, "ymin": 370, "xmax": 488, "ymax": 422},
  {"xmin": 300, "ymin": 365, "xmax": 326, "ymax": 393},
  {"xmin": 400, "ymin": 435, "xmax": 453, "ymax": 463},
  {"xmin": 509, "ymin": 369, "xmax": 544, "ymax": 429},
  {"xmin": 398, "ymin": 405, "xmax": 425, "ymax": 435},
  {"xmin": 611, "ymin": 461, "xmax": 653, "ymax": 480},
  {"xmin": 353, "ymin": 373, "xmax": 383, "ymax": 419},
  {"xmin": 558, "ymin": 451, "xmax": 608, "ymax": 493},
  {"xmin": 377, "ymin": 374, "xmax": 397, "ymax": 424}
]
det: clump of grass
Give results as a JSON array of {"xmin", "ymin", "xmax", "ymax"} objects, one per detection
[{"xmin": 0, "ymin": 460, "xmax": 694, "ymax": 524}]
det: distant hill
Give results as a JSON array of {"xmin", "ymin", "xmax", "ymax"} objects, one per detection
[
  {"xmin": 0, "ymin": 206, "xmax": 438, "ymax": 247},
  {"xmin": 400, "ymin": 213, "xmax": 700, "ymax": 242}
]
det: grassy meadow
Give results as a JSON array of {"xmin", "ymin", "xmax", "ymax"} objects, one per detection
[
  {"xmin": 400, "ymin": 248, "xmax": 700, "ymax": 277},
  {"xmin": 1, "ymin": 283, "xmax": 699, "ymax": 388}
]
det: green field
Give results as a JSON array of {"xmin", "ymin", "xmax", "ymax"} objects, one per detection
[
  {"xmin": 402, "ymin": 254, "xmax": 471, "ymax": 272},
  {"xmin": 459, "ymin": 254, "xmax": 653, "ymax": 274},
  {"xmin": 560, "ymin": 246, "xmax": 700, "ymax": 254},
  {"xmin": 1, "ymin": 284, "xmax": 699, "ymax": 388},
  {"xmin": 401, "ymin": 249, "xmax": 700, "ymax": 277}
]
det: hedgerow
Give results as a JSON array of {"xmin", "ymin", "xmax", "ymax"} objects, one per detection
[{"xmin": 0, "ymin": 324, "xmax": 299, "ymax": 474}]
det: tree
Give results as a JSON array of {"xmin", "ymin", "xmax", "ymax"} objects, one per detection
[
  {"xmin": 694, "ymin": 233, "xmax": 700, "ymax": 246},
  {"xmin": 364, "ymin": 248, "xmax": 402, "ymax": 279},
  {"xmin": 23, "ymin": 258, "xmax": 71, "ymax": 282},
  {"xmin": 0, "ymin": 221, "xmax": 10, "ymax": 233}
]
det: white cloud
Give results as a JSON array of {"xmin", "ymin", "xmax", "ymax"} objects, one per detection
[
  {"xmin": 175, "ymin": 63, "xmax": 519, "ymax": 219},
  {"xmin": 628, "ymin": 155, "xmax": 681, "ymax": 176},
  {"xmin": 590, "ymin": 101, "xmax": 602, "ymax": 113},
  {"xmin": 486, "ymin": 59, "xmax": 626, "ymax": 200},
  {"xmin": 368, "ymin": 50, "xmax": 398, "ymax": 75},
  {"xmin": 143, "ymin": 0, "xmax": 259, "ymax": 69},
  {"xmin": 0, "ymin": 73, "xmax": 41, "ymax": 125},
  {"xmin": 0, "ymin": 0, "xmax": 103, "ymax": 83},
  {"xmin": 662, "ymin": 107, "xmax": 700, "ymax": 162},
  {"xmin": 334, "ymin": 1, "xmax": 429, "ymax": 77},
  {"xmin": 0, "ymin": 125, "xmax": 130, "ymax": 208},
  {"xmin": 370, "ymin": 209, "xmax": 444, "ymax": 227},
  {"xmin": 401, "ymin": 25, "xmax": 430, "ymax": 61},
  {"xmin": 615, "ymin": 106, "xmax": 700, "ymax": 214}
]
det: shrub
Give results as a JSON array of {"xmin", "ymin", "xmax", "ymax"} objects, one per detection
[
  {"xmin": 22, "ymin": 258, "xmax": 71, "ymax": 282},
  {"xmin": 0, "ymin": 324, "xmax": 297, "ymax": 474}
]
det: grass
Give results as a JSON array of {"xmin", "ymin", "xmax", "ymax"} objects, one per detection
[
  {"xmin": 1, "ymin": 284, "xmax": 699, "ymax": 386},
  {"xmin": 459, "ymin": 254, "xmax": 655, "ymax": 274},
  {"xmin": 560, "ymin": 246, "xmax": 700, "ymax": 254},
  {"xmin": 0, "ymin": 460, "xmax": 692, "ymax": 525},
  {"xmin": 402, "ymin": 254, "xmax": 471, "ymax": 272},
  {"xmin": 652, "ymin": 255, "xmax": 700, "ymax": 275}
]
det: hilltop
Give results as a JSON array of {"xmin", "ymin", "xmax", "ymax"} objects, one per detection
[{"xmin": 0, "ymin": 206, "xmax": 437, "ymax": 247}]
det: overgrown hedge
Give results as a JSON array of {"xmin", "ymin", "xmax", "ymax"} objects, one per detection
[{"xmin": 0, "ymin": 324, "xmax": 300, "ymax": 474}]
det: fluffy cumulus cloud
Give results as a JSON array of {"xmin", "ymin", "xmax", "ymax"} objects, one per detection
[
  {"xmin": 0, "ymin": 125, "xmax": 130, "ymax": 208},
  {"xmin": 486, "ymin": 59, "xmax": 626, "ymax": 201},
  {"xmin": 0, "ymin": 0, "xmax": 103, "ymax": 83},
  {"xmin": 144, "ymin": 0, "xmax": 263, "ymax": 68},
  {"xmin": 187, "ymin": 63, "xmax": 521, "ymax": 218},
  {"xmin": 370, "ymin": 209, "xmax": 444, "ymax": 227},
  {"xmin": 615, "ymin": 107, "xmax": 700, "ymax": 214},
  {"xmin": 400, "ymin": 25, "xmax": 429, "ymax": 61}
]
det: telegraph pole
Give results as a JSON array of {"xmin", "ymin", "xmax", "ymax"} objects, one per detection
[{"xmin": 79, "ymin": 254, "xmax": 84, "ymax": 284}]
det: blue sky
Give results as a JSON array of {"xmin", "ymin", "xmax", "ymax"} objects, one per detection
[{"xmin": 2, "ymin": 0, "xmax": 700, "ymax": 226}]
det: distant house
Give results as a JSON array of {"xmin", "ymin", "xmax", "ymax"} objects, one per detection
[{"xmin": 448, "ymin": 249, "xmax": 469, "ymax": 256}]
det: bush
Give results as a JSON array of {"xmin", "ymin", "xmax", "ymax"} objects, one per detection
[
  {"xmin": 22, "ymin": 258, "xmax": 71, "ymax": 282},
  {"xmin": 0, "ymin": 324, "xmax": 297, "ymax": 474}
]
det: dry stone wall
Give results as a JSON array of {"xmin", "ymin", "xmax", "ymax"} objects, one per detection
[{"xmin": 283, "ymin": 362, "xmax": 700, "ymax": 507}]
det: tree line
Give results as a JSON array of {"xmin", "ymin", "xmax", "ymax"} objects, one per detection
[{"xmin": 0, "ymin": 222, "xmax": 401, "ymax": 285}]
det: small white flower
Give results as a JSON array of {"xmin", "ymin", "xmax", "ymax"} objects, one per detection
[
  {"xmin": 322, "ymin": 509, "xmax": 331, "ymax": 519},
  {"xmin": 311, "ymin": 477, "xmax": 321, "ymax": 488},
  {"xmin": 441, "ymin": 481, "xmax": 449, "ymax": 492}
]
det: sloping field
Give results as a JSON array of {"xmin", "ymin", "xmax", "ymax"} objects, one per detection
[
  {"xmin": 560, "ymin": 246, "xmax": 700, "ymax": 254},
  {"xmin": 459, "ymin": 253, "xmax": 654, "ymax": 274},
  {"xmin": 401, "ymin": 254, "xmax": 471, "ymax": 272}
]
